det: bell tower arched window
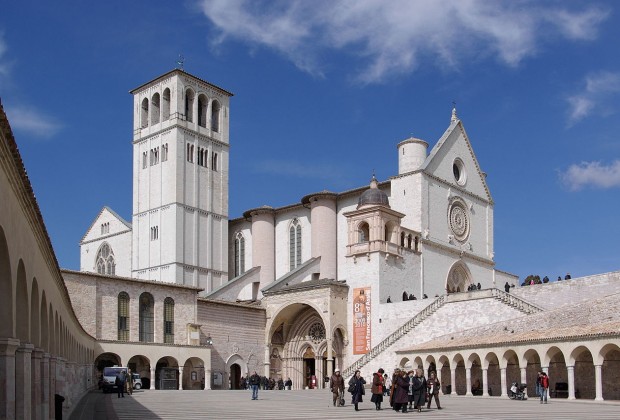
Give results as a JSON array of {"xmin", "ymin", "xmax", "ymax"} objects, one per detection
[
  {"xmin": 185, "ymin": 89, "xmax": 195, "ymax": 122},
  {"xmin": 163, "ymin": 297, "xmax": 174, "ymax": 344},
  {"xmin": 96, "ymin": 242, "xmax": 115, "ymax": 275},
  {"xmin": 211, "ymin": 100, "xmax": 220, "ymax": 132},
  {"xmin": 151, "ymin": 93, "xmax": 160, "ymax": 124},
  {"xmin": 234, "ymin": 233, "xmax": 245, "ymax": 277},
  {"xmin": 117, "ymin": 292, "xmax": 129, "ymax": 341},
  {"xmin": 141, "ymin": 98, "xmax": 149, "ymax": 128},
  {"xmin": 358, "ymin": 222, "xmax": 369, "ymax": 243},
  {"xmin": 198, "ymin": 94, "xmax": 208, "ymax": 128},
  {"xmin": 162, "ymin": 88, "xmax": 171, "ymax": 121},
  {"xmin": 289, "ymin": 219, "xmax": 302, "ymax": 271},
  {"xmin": 139, "ymin": 292, "xmax": 154, "ymax": 342}
]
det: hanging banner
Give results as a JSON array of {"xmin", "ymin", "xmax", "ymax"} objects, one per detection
[{"xmin": 353, "ymin": 287, "xmax": 371, "ymax": 355}]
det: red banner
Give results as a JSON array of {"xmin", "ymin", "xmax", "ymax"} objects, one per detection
[{"xmin": 353, "ymin": 287, "xmax": 371, "ymax": 355}]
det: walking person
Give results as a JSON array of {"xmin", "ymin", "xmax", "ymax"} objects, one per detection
[
  {"xmin": 370, "ymin": 368, "xmax": 385, "ymax": 410},
  {"xmin": 249, "ymin": 371, "xmax": 261, "ymax": 400},
  {"xmin": 411, "ymin": 369, "xmax": 427, "ymax": 412},
  {"xmin": 392, "ymin": 370, "xmax": 410, "ymax": 413},
  {"xmin": 535, "ymin": 371, "xmax": 542, "ymax": 397},
  {"xmin": 383, "ymin": 373, "xmax": 391, "ymax": 397},
  {"xmin": 330, "ymin": 369, "xmax": 345, "ymax": 407},
  {"xmin": 426, "ymin": 371, "xmax": 442, "ymax": 409},
  {"xmin": 126, "ymin": 369, "xmax": 134, "ymax": 395},
  {"xmin": 115, "ymin": 371, "xmax": 126, "ymax": 398},
  {"xmin": 540, "ymin": 372, "xmax": 549, "ymax": 404},
  {"xmin": 348, "ymin": 370, "xmax": 366, "ymax": 411},
  {"xmin": 407, "ymin": 370, "xmax": 415, "ymax": 410}
]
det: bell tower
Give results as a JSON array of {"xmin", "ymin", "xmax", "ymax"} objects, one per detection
[{"xmin": 129, "ymin": 69, "xmax": 233, "ymax": 293}]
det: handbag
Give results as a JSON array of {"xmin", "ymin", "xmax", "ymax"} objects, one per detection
[{"xmin": 348, "ymin": 383, "xmax": 355, "ymax": 393}]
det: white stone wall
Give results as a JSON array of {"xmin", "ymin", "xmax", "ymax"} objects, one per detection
[
  {"xmin": 80, "ymin": 228, "xmax": 132, "ymax": 278},
  {"xmin": 390, "ymin": 172, "xmax": 423, "ymax": 232}
]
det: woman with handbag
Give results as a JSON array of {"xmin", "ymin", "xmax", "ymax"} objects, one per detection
[
  {"xmin": 348, "ymin": 370, "xmax": 366, "ymax": 411},
  {"xmin": 370, "ymin": 368, "xmax": 385, "ymax": 410}
]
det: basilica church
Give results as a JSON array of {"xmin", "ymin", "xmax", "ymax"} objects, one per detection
[{"xmin": 2, "ymin": 67, "xmax": 617, "ymax": 419}]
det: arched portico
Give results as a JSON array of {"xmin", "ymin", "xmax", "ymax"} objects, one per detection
[
  {"xmin": 183, "ymin": 357, "xmax": 206, "ymax": 390},
  {"xmin": 446, "ymin": 262, "xmax": 472, "ymax": 294},
  {"xmin": 155, "ymin": 356, "xmax": 179, "ymax": 390},
  {"xmin": 226, "ymin": 354, "xmax": 247, "ymax": 390},
  {"xmin": 128, "ymin": 355, "xmax": 151, "ymax": 389}
]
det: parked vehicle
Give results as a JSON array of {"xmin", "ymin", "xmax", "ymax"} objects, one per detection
[
  {"xmin": 508, "ymin": 382, "xmax": 527, "ymax": 400},
  {"xmin": 101, "ymin": 366, "xmax": 128, "ymax": 393},
  {"xmin": 132, "ymin": 373, "xmax": 143, "ymax": 390}
]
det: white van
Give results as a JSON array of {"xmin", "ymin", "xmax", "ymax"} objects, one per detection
[{"xmin": 101, "ymin": 366, "xmax": 128, "ymax": 393}]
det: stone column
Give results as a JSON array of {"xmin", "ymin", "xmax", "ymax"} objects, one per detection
[
  {"xmin": 594, "ymin": 365, "xmax": 603, "ymax": 401},
  {"xmin": 450, "ymin": 368, "xmax": 456, "ymax": 395},
  {"xmin": 465, "ymin": 367, "xmax": 472, "ymax": 396},
  {"xmin": 0, "ymin": 338, "xmax": 20, "ymax": 420},
  {"xmin": 567, "ymin": 365, "xmax": 576, "ymax": 400},
  {"xmin": 150, "ymin": 366, "xmax": 156, "ymax": 390},
  {"xmin": 264, "ymin": 345, "xmax": 271, "ymax": 378},
  {"xmin": 520, "ymin": 367, "xmax": 527, "ymax": 387},
  {"xmin": 315, "ymin": 356, "xmax": 322, "ymax": 389},
  {"xmin": 41, "ymin": 353, "xmax": 50, "ymax": 420},
  {"xmin": 15, "ymin": 342, "xmax": 34, "ymax": 420},
  {"xmin": 437, "ymin": 368, "xmax": 444, "ymax": 395},
  {"xmin": 500, "ymin": 367, "xmax": 507, "ymax": 398},
  {"xmin": 31, "ymin": 348, "xmax": 43, "ymax": 420},
  {"xmin": 326, "ymin": 339, "xmax": 333, "ymax": 377},
  {"xmin": 482, "ymin": 368, "xmax": 489, "ymax": 397},
  {"xmin": 179, "ymin": 368, "xmax": 184, "ymax": 390},
  {"xmin": 49, "ymin": 356, "xmax": 57, "ymax": 419},
  {"xmin": 205, "ymin": 368, "xmax": 212, "ymax": 390}
]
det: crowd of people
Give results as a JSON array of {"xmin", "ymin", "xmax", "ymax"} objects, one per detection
[
  {"xmin": 330, "ymin": 367, "xmax": 443, "ymax": 412},
  {"xmin": 521, "ymin": 273, "xmax": 572, "ymax": 286},
  {"xmin": 240, "ymin": 374, "xmax": 292, "ymax": 393}
]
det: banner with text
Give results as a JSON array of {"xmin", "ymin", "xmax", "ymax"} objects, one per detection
[{"xmin": 353, "ymin": 287, "xmax": 371, "ymax": 355}]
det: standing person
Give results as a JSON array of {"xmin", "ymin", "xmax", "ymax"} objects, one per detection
[
  {"xmin": 535, "ymin": 371, "xmax": 542, "ymax": 397},
  {"xmin": 383, "ymin": 373, "xmax": 391, "ymax": 397},
  {"xmin": 540, "ymin": 372, "xmax": 549, "ymax": 404},
  {"xmin": 407, "ymin": 370, "xmax": 415, "ymax": 410},
  {"xmin": 411, "ymin": 369, "xmax": 427, "ymax": 412},
  {"xmin": 392, "ymin": 370, "xmax": 409, "ymax": 413},
  {"xmin": 370, "ymin": 368, "xmax": 385, "ymax": 410},
  {"xmin": 348, "ymin": 370, "xmax": 366, "ymax": 411},
  {"xmin": 389, "ymin": 368, "xmax": 400, "ymax": 407},
  {"xmin": 285, "ymin": 377, "xmax": 292, "ymax": 390},
  {"xmin": 504, "ymin": 281, "xmax": 511, "ymax": 293},
  {"xmin": 115, "ymin": 371, "xmax": 126, "ymax": 398},
  {"xmin": 249, "ymin": 371, "xmax": 260, "ymax": 400},
  {"xmin": 330, "ymin": 369, "xmax": 345, "ymax": 407},
  {"xmin": 126, "ymin": 369, "xmax": 134, "ymax": 395},
  {"xmin": 426, "ymin": 372, "xmax": 442, "ymax": 410}
]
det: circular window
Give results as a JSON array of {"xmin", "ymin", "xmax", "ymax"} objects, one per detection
[
  {"xmin": 448, "ymin": 199, "xmax": 470, "ymax": 242},
  {"xmin": 453, "ymin": 159, "xmax": 466, "ymax": 185}
]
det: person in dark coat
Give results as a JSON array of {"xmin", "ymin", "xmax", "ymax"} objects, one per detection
[
  {"xmin": 115, "ymin": 371, "xmax": 126, "ymax": 398},
  {"xmin": 426, "ymin": 371, "xmax": 442, "ymax": 409},
  {"xmin": 330, "ymin": 369, "xmax": 345, "ymax": 406},
  {"xmin": 389, "ymin": 368, "xmax": 400, "ymax": 407},
  {"xmin": 402, "ymin": 291, "xmax": 408, "ymax": 301},
  {"xmin": 370, "ymin": 368, "xmax": 385, "ymax": 410},
  {"xmin": 504, "ymin": 281, "xmax": 511, "ymax": 293},
  {"xmin": 392, "ymin": 370, "xmax": 410, "ymax": 413},
  {"xmin": 411, "ymin": 369, "xmax": 427, "ymax": 412},
  {"xmin": 348, "ymin": 370, "xmax": 366, "ymax": 411}
]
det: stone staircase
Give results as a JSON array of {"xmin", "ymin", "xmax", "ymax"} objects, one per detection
[
  {"xmin": 490, "ymin": 288, "xmax": 544, "ymax": 314},
  {"xmin": 342, "ymin": 295, "xmax": 446, "ymax": 379}
]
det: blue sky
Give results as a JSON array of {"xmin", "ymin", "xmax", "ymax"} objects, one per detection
[{"xmin": 1, "ymin": 0, "xmax": 619, "ymax": 282}]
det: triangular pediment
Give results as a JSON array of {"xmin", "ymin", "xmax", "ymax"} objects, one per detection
[
  {"xmin": 81, "ymin": 206, "xmax": 132, "ymax": 244},
  {"xmin": 421, "ymin": 120, "xmax": 492, "ymax": 203}
]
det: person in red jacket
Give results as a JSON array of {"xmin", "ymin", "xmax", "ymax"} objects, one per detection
[{"xmin": 540, "ymin": 372, "xmax": 549, "ymax": 404}]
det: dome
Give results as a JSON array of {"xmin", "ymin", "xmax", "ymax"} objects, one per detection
[{"xmin": 357, "ymin": 176, "xmax": 390, "ymax": 209}]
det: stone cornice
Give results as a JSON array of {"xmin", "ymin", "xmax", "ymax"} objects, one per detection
[
  {"xmin": 133, "ymin": 125, "xmax": 230, "ymax": 149},
  {"xmin": 80, "ymin": 228, "xmax": 132, "ymax": 246},
  {"xmin": 423, "ymin": 171, "xmax": 493, "ymax": 205},
  {"xmin": 133, "ymin": 202, "xmax": 228, "ymax": 220},
  {"xmin": 421, "ymin": 239, "xmax": 495, "ymax": 266},
  {"xmin": 129, "ymin": 68, "xmax": 234, "ymax": 97},
  {"xmin": 97, "ymin": 339, "xmax": 211, "ymax": 349},
  {"xmin": 61, "ymin": 269, "xmax": 204, "ymax": 292}
]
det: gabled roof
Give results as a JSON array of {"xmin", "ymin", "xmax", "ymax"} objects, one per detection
[
  {"xmin": 80, "ymin": 206, "xmax": 132, "ymax": 243},
  {"xmin": 420, "ymin": 119, "xmax": 493, "ymax": 203}
]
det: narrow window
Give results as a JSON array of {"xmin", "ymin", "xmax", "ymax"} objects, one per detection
[
  {"xmin": 96, "ymin": 243, "xmax": 115, "ymax": 275},
  {"xmin": 154, "ymin": 147, "xmax": 159, "ymax": 165},
  {"xmin": 198, "ymin": 95, "xmax": 208, "ymax": 128},
  {"xmin": 162, "ymin": 88, "xmax": 171, "ymax": 121},
  {"xmin": 211, "ymin": 152, "xmax": 218, "ymax": 171},
  {"xmin": 358, "ymin": 222, "xmax": 369, "ymax": 243},
  {"xmin": 162, "ymin": 144, "xmax": 168, "ymax": 162},
  {"xmin": 142, "ymin": 151, "xmax": 148, "ymax": 169},
  {"xmin": 151, "ymin": 93, "xmax": 160, "ymax": 124},
  {"xmin": 185, "ymin": 89, "xmax": 194, "ymax": 122},
  {"xmin": 187, "ymin": 144, "xmax": 194, "ymax": 163},
  {"xmin": 211, "ymin": 100, "xmax": 220, "ymax": 132},
  {"xmin": 234, "ymin": 233, "xmax": 245, "ymax": 277},
  {"xmin": 164, "ymin": 297, "xmax": 174, "ymax": 344},
  {"xmin": 289, "ymin": 219, "xmax": 302, "ymax": 271},
  {"xmin": 118, "ymin": 292, "xmax": 129, "ymax": 341},
  {"xmin": 141, "ymin": 98, "xmax": 149, "ymax": 128},
  {"xmin": 139, "ymin": 292, "xmax": 154, "ymax": 343}
]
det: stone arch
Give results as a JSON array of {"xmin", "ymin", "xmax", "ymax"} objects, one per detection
[
  {"xmin": 484, "ymin": 351, "xmax": 501, "ymax": 397},
  {"xmin": 398, "ymin": 357, "xmax": 411, "ymax": 370},
  {"xmin": 425, "ymin": 354, "xmax": 437, "ymax": 377},
  {"xmin": 569, "ymin": 345, "xmax": 595, "ymax": 399},
  {"xmin": 226, "ymin": 354, "xmax": 246, "ymax": 390},
  {"xmin": 95, "ymin": 352, "xmax": 121, "ymax": 373},
  {"xmin": 155, "ymin": 356, "xmax": 180, "ymax": 390},
  {"xmin": 545, "ymin": 346, "xmax": 567, "ymax": 392},
  {"xmin": 384, "ymin": 220, "xmax": 399, "ymax": 243},
  {"xmin": 16, "ymin": 259, "xmax": 29, "ymax": 342},
  {"xmin": 599, "ymin": 343, "xmax": 620, "ymax": 400},
  {"xmin": 445, "ymin": 261, "xmax": 472, "ymax": 294},
  {"xmin": 503, "ymin": 349, "xmax": 520, "ymax": 392},
  {"xmin": 452, "ymin": 353, "xmax": 466, "ymax": 395},
  {"xmin": 0, "ymin": 225, "xmax": 12, "ymax": 338},
  {"xmin": 522, "ymin": 348, "xmax": 541, "ymax": 397},
  {"xmin": 468, "ymin": 352, "xmax": 482, "ymax": 396},
  {"xmin": 40, "ymin": 291, "xmax": 48, "ymax": 351},
  {"xmin": 48, "ymin": 304, "xmax": 55, "ymax": 355},
  {"xmin": 30, "ymin": 278, "xmax": 40, "ymax": 347},
  {"xmin": 127, "ymin": 354, "xmax": 151, "ymax": 389},
  {"xmin": 413, "ymin": 356, "xmax": 424, "ymax": 371},
  {"xmin": 438, "ymin": 355, "xmax": 451, "ymax": 394},
  {"xmin": 183, "ymin": 357, "xmax": 206, "ymax": 390}
]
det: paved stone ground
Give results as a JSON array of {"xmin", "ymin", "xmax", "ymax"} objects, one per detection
[{"xmin": 71, "ymin": 389, "xmax": 620, "ymax": 420}]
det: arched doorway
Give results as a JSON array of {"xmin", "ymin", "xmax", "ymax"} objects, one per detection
[
  {"xmin": 446, "ymin": 262, "xmax": 472, "ymax": 294},
  {"xmin": 183, "ymin": 357, "xmax": 205, "ymax": 390},
  {"xmin": 95, "ymin": 352, "xmax": 121, "ymax": 387},
  {"xmin": 155, "ymin": 356, "xmax": 179, "ymax": 390},
  {"xmin": 230, "ymin": 364, "xmax": 241, "ymax": 390},
  {"xmin": 303, "ymin": 347, "xmax": 316, "ymax": 389},
  {"xmin": 128, "ymin": 355, "xmax": 151, "ymax": 390}
]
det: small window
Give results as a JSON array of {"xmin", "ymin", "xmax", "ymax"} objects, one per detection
[
  {"xmin": 211, "ymin": 100, "xmax": 220, "ymax": 132},
  {"xmin": 198, "ymin": 95, "xmax": 208, "ymax": 128},
  {"xmin": 118, "ymin": 292, "xmax": 129, "ymax": 341},
  {"xmin": 289, "ymin": 219, "xmax": 302, "ymax": 271},
  {"xmin": 162, "ymin": 88, "xmax": 171, "ymax": 121},
  {"xmin": 358, "ymin": 222, "xmax": 369, "ymax": 243},
  {"xmin": 453, "ymin": 158, "xmax": 467, "ymax": 185},
  {"xmin": 139, "ymin": 293, "xmax": 154, "ymax": 343},
  {"xmin": 234, "ymin": 233, "xmax": 245, "ymax": 277},
  {"xmin": 150, "ymin": 226, "xmax": 159, "ymax": 241},
  {"xmin": 164, "ymin": 297, "xmax": 174, "ymax": 344},
  {"xmin": 141, "ymin": 98, "xmax": 149, "ymax": 128},
  {"xmin": 185, "ymin": 89, "xmax": 195, "ymax": 122},
  {"xmin": 211, "ymin": 152, "xmax": 218, "ymax": 171},
  {"xmin": 142, "ymin": 151, "xmax": 148, "ymax": 169},
  {"xmin": 187, "ymin": 144, "xmax": 194, "ymax": 163},
  {"xmin": 161, "ymin": 144, "xmax": 168, "ymax": 162},
  {"xmin": 151, "ymin": 93, "xmax": 160, "ymax": 124}
]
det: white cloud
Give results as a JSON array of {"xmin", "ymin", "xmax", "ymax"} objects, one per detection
[
  {"xmin": 0, "ymin": 32, "xmax": 11, "ymax": 87},
  {"xmin": 197, "ymin": 0, "xmax": 608, "ymax": 83},
  {"xmin": 560, "ymin": 160, "xmax": 620, "ymax": 191},
  {"xmin": 6, "ymin": 105, "xmax": 63, "ymax": 139},
  {"xmin": 566, "ymin": 71, "xmax": 620, "ymax": 125}
]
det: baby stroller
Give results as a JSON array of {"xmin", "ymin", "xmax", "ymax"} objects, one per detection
[{"xmin": 508, "ymin": 382, "xmax": 527, "ymax": 400}]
